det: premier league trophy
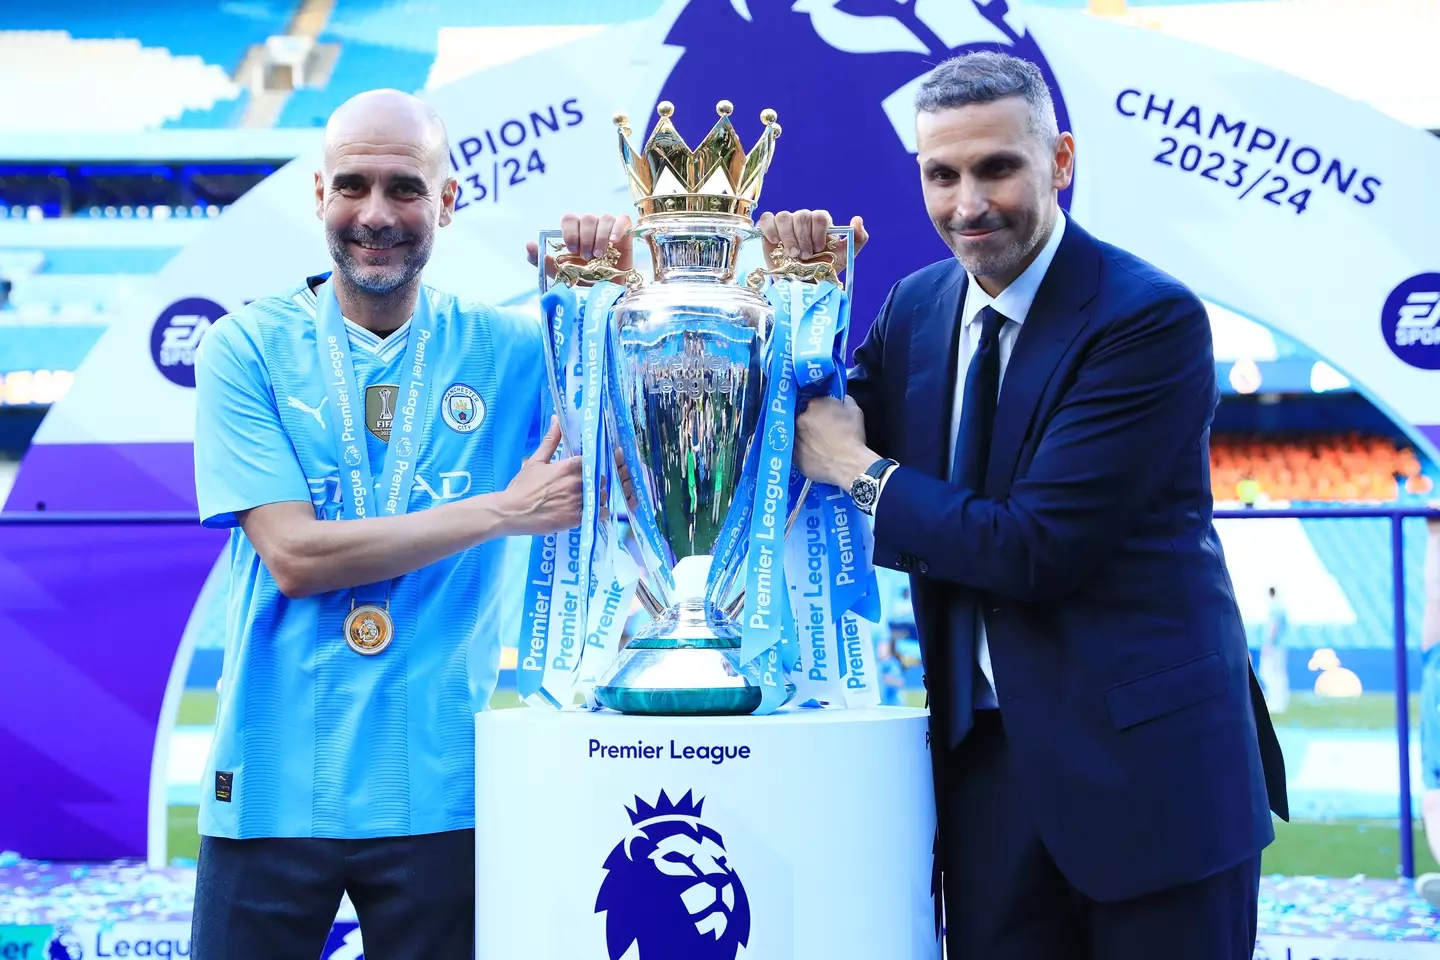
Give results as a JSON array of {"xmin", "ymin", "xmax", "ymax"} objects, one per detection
[{"xmin": 517, "ymin": 99, "xmax": 879, "ymax": 717}]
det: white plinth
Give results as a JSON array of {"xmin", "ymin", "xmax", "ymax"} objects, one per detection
[{"xmin": 474, "ymin": 705, "xmax": 940, "ymax": 960}]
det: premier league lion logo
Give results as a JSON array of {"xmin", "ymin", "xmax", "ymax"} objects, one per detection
[
  {"xmin": 656, "ymin": 0, "xmax": 1072, "ymax": 350},
  {"xmin": 595, "ymin": 789, "xmax": 752, "ymax": 960},
  {"xmin": 48, "ymin": 926, "xmax": 82, "ymax": 960}
]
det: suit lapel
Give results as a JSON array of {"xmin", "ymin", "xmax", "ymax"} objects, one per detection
[
  {"xmin": 904, "ymin": 262, "xmax": 966, "ymax": 479},
  {"xmin": 984, "ymin": 221, "xmax": 1102, "ymax": 495}
]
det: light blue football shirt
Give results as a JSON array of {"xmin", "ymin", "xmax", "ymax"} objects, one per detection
[{"xmin": 193, "ymin": 273, "xmax": 543, "ymax": 840}]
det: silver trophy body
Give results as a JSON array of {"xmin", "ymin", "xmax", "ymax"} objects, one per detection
[
  {"xmin": 536, "ymin": 100, "xmax": 850, "ymax": 715},
  {"xmin": 593, "ymin": 215, "xmax": 776, "ymax": 715}
]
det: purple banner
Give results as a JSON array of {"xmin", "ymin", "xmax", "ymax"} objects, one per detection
[
  {"xmin": 4, "ymin": 443, "xmax": 200, "ymax": 514},
  {"xmin": 1419, "ymin": 424, "xmax": 1440, "ymax": 458},
  {"xmin": 1, "ymin": 441, "xmax": 222, "ymax": 860}
]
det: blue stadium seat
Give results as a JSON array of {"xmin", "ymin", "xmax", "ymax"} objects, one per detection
[
  {"xmin": 27, "ymin": 247, "xmax": 179, "ymax": 274},
  {"xmin": 279, "ymin": 43, "xmax": 435, "ymax": 127},
  {"xmin": 4, "ymin": 0, "xmax": 298, "ymax": 77},
  {"xmin": 274, "ymin": 0, "xmax": 664, "ymax": 127},
  {"xmin": 166, "ymin": 92, "xmax": 254, "ymax": 131},
  {"xmin": 1296, "ymin": 505, "xmax": 1430, "ymax": 651}
]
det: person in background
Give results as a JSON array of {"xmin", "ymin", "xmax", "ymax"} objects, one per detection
[
  {"xmin": 876, "ymin": 638, "xmax": 906, "ymax": 706},
  {"xmin": 1237, "ymin": 474, "xmax": 1261, "ymax": 508},
  {"xmin": 1413, "ymin": 505, "xmax": 1440, "ymax": 907},
  {"xmin": 1258, "ymin": 586, "xmax": 1291, "ymax": 714},
  {"xmin": 0, "ymin": 278, "xmax": 12, "ymax": 311}
]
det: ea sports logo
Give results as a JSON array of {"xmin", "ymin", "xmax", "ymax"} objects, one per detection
[
  {"xmin": 151, "ymin": 297, "xmax": 227, "ymax": 387},
  {"xmin": 595, "ymin": 789, "xmax": 752, "ymax": 960},
  {"xmin": 1380, "ymin": 273, "xmax": 1440, "ymax": 370}
]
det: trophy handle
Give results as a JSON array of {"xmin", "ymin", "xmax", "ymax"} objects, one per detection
[
  {"xmin": 743, "ymin": 224, "xmax": 856, "ymax": 291},
  {"xmin": 535, "ymin": 229, "xmax": 574, "ymax": 455}
]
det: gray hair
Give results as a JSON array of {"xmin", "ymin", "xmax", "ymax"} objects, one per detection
[{"xmin": 914, "ymin": 50, "xmax": 1060, "ymax": 146}]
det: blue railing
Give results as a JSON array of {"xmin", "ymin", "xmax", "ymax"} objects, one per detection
[
  {"xmin": 3, "ymin": 505, "xmax": 1437, "ymax": 877},
  {"xmin": 1215, "ymin": 505, "xmax": 1438, "ymax": 879}
]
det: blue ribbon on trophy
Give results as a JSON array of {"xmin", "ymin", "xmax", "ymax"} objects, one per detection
[
  {"xmin": 788, "ymin": 272, "xmax": 885, "ymax": 707},
  {"xmin": 576, "ymin": 297, "xmax": 641, "ymax": 710},
  {"xmin": 761, "ymin": 275, "xmax": 884, "ymax": 709},
  {"xmin": 736, "ymin": 291, "xmax": 799, "ymax": 714},
  {"xmin": 518, "ymin": 279, "xmax": 628, "ymax": 708}
]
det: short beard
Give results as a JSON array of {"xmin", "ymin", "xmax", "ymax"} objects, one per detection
[
  {"xmin": 941, "ymin": 210, "xmax": 1044, "ymax": 283},
  {"xmin": 952, "ymin": 234, "xmax": 1030, "ymax": 281},
  {"xmin": 327, "ymin": 224, "xmax": 431, "ymax": 297}
]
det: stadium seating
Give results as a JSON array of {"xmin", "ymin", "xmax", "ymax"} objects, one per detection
[
  {"xmin": 1, "ymin": 1, "xmax": 298, "ymax": 79},
  {"xmin": 0, "ymin": 32, "xmax": 242, "ymax": 133},
  {"xmin": 1212, "ymin": 433, "xmax": 1431, "ymax": 504},
  {"xmin": 1298, "ymin": 510, "xmax": 1430, "ymax": 650},
  {"xmin": 1208, "ymin": 432, "xmax": 1436, "ymax": 651},
  {"xmin": 279, "ymin": 41, "xmax": 435, "ymax": 128}
]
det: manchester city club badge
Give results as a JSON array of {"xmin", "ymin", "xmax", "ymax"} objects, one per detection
[
  {"xmin": 441, "ymin": 382, "xmax": 484, "ymax": 433},
  {"xmin": 366, "ymin": 383, "xmax": 398, "ymax": 441},
  {"xmin": 345, "ymin": 603, "xmax": 394, "ymax": 655}
]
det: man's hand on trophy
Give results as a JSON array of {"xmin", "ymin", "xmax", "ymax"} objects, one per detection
[
  {"xmin": 525, "ymin": 212, "xmax": 636, "ymax": 275},
  {"xmin": 500, "ymin": 416, "xmax": 585, "ymax": 535},
  {"xmin": 612, "ymin": 446, "xmax": 639, "ymax": 517},
  {"xmin": 794, "ymin": 395, "xmax": 877, "ymax": 490},
  {"xmin": 758, "ymin": 210, "xmax": 868, "ymax": 268}
]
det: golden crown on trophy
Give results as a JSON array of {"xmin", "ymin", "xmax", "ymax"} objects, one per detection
[{"xmin": 614, "ymin": 100, "xmax": 781, "ymax": 221}]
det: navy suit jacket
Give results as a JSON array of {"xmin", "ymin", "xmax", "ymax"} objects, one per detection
[{"xmin": 850, "ymin": 218, "xmax": 1288, "ymax": 903}]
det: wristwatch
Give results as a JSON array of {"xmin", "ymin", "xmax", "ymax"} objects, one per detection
[{"xmin": 850, "ymin": 458, "xmax": 898, "ymax": 515}]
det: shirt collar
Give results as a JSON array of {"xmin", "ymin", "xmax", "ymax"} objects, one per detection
[{"xmin": 961, "ymin": 210, "xmax": 1067, "ymax": 329}]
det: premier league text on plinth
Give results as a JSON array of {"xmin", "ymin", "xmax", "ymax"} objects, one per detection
[
  {"xmin": 474, "ymin": 707, "xmax": 938, "ymax": 960},
  {"xmin": 515, "ymin": 97, "xmax": 883, "ymax": 719}
]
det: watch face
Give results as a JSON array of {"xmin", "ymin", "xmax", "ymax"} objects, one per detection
[{"xmin": 852, "ymin": 478, "xmax": 877, "ymax": 506}]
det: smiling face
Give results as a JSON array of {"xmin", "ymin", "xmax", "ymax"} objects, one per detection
[
  {"xmin": 314, "ymin": 90, "xmax": 457, "ymax": 299},
  {"xmin": 916, "ymin": 95, "xmax": 1074, "ymax": 292}
]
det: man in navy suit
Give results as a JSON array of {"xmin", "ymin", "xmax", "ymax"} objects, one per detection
[{"xmin": 764, "ymin": 50, "xmax": 1288, "ymax": 959}]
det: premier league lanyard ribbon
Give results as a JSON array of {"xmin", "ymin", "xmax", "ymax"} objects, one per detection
[
  {"xmin": 747, "ymin": 276, "xmax": 884, "ymax": 709},
  {"xmin": 314, "ymin": 278, "xmax": 436, "ymax": 656},
  {"xmin": 518, "ymin": 280, "xmax": 628, "ymax": 708},
  {"xmin": 734, "ymin": 281, "xmax": 805, "ymax": 716}
]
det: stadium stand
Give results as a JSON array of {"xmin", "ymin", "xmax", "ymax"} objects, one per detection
[
  {"xmin": 1, "ymin": 1, "xmax": 298, "ymax": 79},
  {"xmin": 1213, "ymin": 433, "xmax": 1433, "ymax": 504}
]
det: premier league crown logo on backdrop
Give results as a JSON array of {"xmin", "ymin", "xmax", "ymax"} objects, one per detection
[
  {"xmin": 655, "ymin": 0, "xmax": 1072, "ymax": 345},
  {"xmin": 48, "ymin": 926, "xmax": 82, "ymax": 960},
  {"xmin": 596, "ymin": 790, "xmax": 752, "ymax": 960}
]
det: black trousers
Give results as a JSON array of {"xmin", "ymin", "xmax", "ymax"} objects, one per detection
[
  {"xmin": 191, "ymin": 829, "xmax": 475, "ymax": 960},
  {"xmin": 937, "ymin": 711, "xmax": 1260, "ymax": 960}
]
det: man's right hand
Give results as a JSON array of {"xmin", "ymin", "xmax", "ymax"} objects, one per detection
[
  {"xmin": 500, "ymin": 416, "xmax": 584, "ymax": 535},
  {"xmin": 525, "ymin": 212, "xmax": 636, "ymax": 278},
  {"xmin": 757, "ymin": 209, "xmax": 868, "ymax": 267}
]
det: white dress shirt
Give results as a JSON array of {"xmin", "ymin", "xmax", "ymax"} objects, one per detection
[{"xmin": 876, "ymin": 212, "xmax": 1068, "ymax": 708}]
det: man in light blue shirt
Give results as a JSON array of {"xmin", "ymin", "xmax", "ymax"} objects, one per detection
[{"xmin": 190, "ymin": 88, "xmax": 617, "ymax": 959}]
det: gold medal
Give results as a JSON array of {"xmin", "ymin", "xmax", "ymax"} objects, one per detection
[{"xmin": 345, "ymin": 602, "xmax": 394, "ymax": 655}]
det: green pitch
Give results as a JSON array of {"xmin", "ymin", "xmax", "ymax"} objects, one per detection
[{"xmin": 168, "ymin": 689, "xmax": 1430, "ymax": 879}]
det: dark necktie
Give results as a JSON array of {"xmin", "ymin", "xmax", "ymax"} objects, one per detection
[
  {"xmin": 950, "ymin": 305, "xmax": 1009, "ymax": 488},
  {"xmin": 942, "ymin": 304, "xmax": 1008, "ymax": 747}
]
